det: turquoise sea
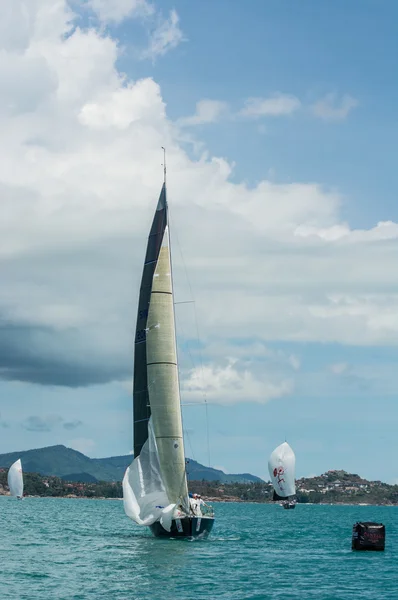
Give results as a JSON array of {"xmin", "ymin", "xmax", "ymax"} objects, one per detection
[{"xmin": 0, "ymin": 497, "xmax": 396, "ymax": 599}]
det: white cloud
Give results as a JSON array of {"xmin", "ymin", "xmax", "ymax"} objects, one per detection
[
  {"xmin": 289, "ymin": 355, "xmax": 301, "ymax": 371},
  {"xmin": 213, "ymin": 465, "xmax": 229, "ymax": 474},
  {"xmin": 295, "ymin": 220, "xmax": 398, "ymax": 243},
  {"xmin": 87, "ymin": 0, "xmax": 154, "ymax": 23},
  {"xmin": 87, "ymin": 1, "xmax": 184, "ymax": 61},
  {"xmin": 178, "ymin": 92, "xmax": 358, "ymax": 127},
  {"xmin": 142, "ymin": 9, "xmax": 185, "ymax": 61},
  {"xmin": 177, "ymin": 93, "xmax": 300, "ymax": 128},
  {"xmin": 68, "ymin": 437, "xmax": 96, "ymax": 455},
  {"xmin": 0, "ymin": 0, "xmax": 397, "ymax": 404},
  {"xmin": 330, "ymin": 362, "xmax": 349, "ymax": 375},
  {"xmin": 78, "ymin": 78, "xmax": 165, "ymax": 129},
  {"xmin": 177, "ymin": 99, "xmax": 228, "ymax": 127},
  {"xmin": 311, "ymin": 93, "xmax": 358, "ymax": 121},
  {"xmin": 182, "ymin": 359, "xmax": 293, "ymax": 405},
  {"xmin": 240, "ymin": 93, "xmax": 301, "ymax": 118}
]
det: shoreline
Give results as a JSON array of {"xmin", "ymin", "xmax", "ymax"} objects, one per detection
[{"xmin": 2, "ymin": 494, "xmax": 397, "ymax": 506}]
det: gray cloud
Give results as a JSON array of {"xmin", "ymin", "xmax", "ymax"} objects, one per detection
[
  {"xmin": 63, "ymin": 419, "xmax": 83, "ymax": 430},
  {"xmin": 0, "ymin": 320, "xmax": 130, "ymax": 387},
  {"xmin": 330, "ymin": 362, "xmax": 371, "ymax": 392},
  {"xmin": 0, "ymin": 411, "xmax": 9, "ymax": 428},
  {"xmin": 22, "ymin": 415, "xmax": 63, "ymax": 432}
]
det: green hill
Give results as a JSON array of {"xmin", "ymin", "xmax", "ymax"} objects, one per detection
[
  {"xmin": 0, "ymin": 445, "xmax": 117, "ymax": 481},
  {"xmin": 2, "ymin": 467, "xmax": 396, "ymax": 504},
  {"xmin": 186, "ymin": 459, "xmax": 261, "ymax": 483},
  {"xmin": 0, "ymin": 445, "xmax": 263, "ymax": 483}
]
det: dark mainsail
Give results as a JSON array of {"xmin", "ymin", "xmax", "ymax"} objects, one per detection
[{"xmin": 133, "ymin": 184, "xmax": 167, "ymax": 457}]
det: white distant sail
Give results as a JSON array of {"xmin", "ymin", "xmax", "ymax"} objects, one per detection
[
  {"xmin": 7, "ymin": 459, "xmax": 24, "ymax": 498},
  {"xmin": 268, "ymin": 442, "xmax": 296, "ymax": 498}
]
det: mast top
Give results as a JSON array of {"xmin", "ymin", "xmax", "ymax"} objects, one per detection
[{"xmin": 161, "ymin": 146, "xmax": 166, "ymax": 186}]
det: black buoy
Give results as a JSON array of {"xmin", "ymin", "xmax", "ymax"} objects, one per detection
[{"xmin": 352, "ymin": 522, "xmax": 385, "ymax": 551}]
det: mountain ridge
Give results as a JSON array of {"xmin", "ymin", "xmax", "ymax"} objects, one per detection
[{"xmin": 0, "ymin": 444, "xmax": 263, "ymax": 483}]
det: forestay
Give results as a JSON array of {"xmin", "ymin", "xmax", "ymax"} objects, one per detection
[{"xmin": 268, "ymin": 442, "xmax": 296, "ymax": 498}]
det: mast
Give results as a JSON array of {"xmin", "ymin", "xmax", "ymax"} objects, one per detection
[
  {"xmin": 161, "ymin": 147, "xmax": 190, "ymax": 509},
  {"xmin": 162, "ymin": 146, "xmax": 167, "ymax": 186}
]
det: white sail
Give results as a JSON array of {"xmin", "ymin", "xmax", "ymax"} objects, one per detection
[
  {"xmin": 7, "ymin": 459, "xmax": 23, "ymax": 498},
  {"xmin": 123, "ymin": 419, "xmax": 177, "ymax": 531},
  {"xmin": 268, "ymin": 442, "xmax": 296, "ymax": 498},
  {"xmin": 146, "ymin": 228, "xmax": 188, "ymax": 506}
]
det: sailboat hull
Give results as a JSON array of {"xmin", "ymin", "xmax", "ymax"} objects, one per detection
[
  {"xmin": 282, "ymin": 502, "xmax": 296, "ymax": 509},
  {"xmin": 150, "ymin": 516, "xmax": 214, "ymax": 538}
]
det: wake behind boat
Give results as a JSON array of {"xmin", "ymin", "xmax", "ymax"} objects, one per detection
[
  {"xmin": 7, "ymin": 458, "xmax": 24, "ymax": 499},
  {"xmin": 268, "ymin": 442, "xmax": 296, "ymax": 509},
  {"xmin": 123, "ymin": 151, "xmax": 214, "ymax": 538}
]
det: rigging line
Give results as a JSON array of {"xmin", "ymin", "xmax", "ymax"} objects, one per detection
[
  {"xmin": 184, "ymin": 427, "xmax": 196, "ymax": 463},
  {"xmin": 168, "ymin": 216, "xmax": 198, "ymax": 375},
  {"xmin": 169, "ymin": 211, "xmax": 212, "ymax": 469},
  {"xmin": 189, "ymin": 273, "xmax": 211, "ymax": 467},
  {"xmin": 147, "ymin": 403, "xmax": 208, "ymax": 407},
  {"xmin": 167, "ymin": 214, "xmax": 205, "ymax": 378},
  {"xmin": 172, "ymin": 295, "xmax": 198, "ymax": 373},
  {"xmin": 164, "ymin": 151, "xmax": 189, "ymax": 504},
  {"xmin": 205, "ymin": 401, "xmax": 211, "ymax": 469},
  {"xmin": 181, "ymin": 402, "xmax": 208, "ymax": 406}
]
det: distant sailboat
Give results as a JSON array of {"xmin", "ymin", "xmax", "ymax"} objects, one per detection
[
  {"xmin": 7, "ymin": 459, "xmax": 24, "ymax": 499},
  {"xmin": 268, "ymin": 442, "xmax": 296, "ymax": 509},
  {"xmin": 123, "ymin": 150, "xmax": 215, "ymax": 538}
]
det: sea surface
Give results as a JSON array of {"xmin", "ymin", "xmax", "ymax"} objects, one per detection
[{"xmin": 0, "ymin": 497, "xmax": 396, "ymax": 600}]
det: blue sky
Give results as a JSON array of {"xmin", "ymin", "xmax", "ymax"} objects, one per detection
[
  {"xmin": 0, "ymin": 0, "xmax": 398, "ymax": 484},
  {"xmin": 114, "ymin": 0, "xmax": 398, "ymax": 225}
]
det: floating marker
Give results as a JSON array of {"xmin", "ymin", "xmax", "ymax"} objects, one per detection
[{"xmin": 352, "ymin": 522, "xmax": 385, "ymax": 551}]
